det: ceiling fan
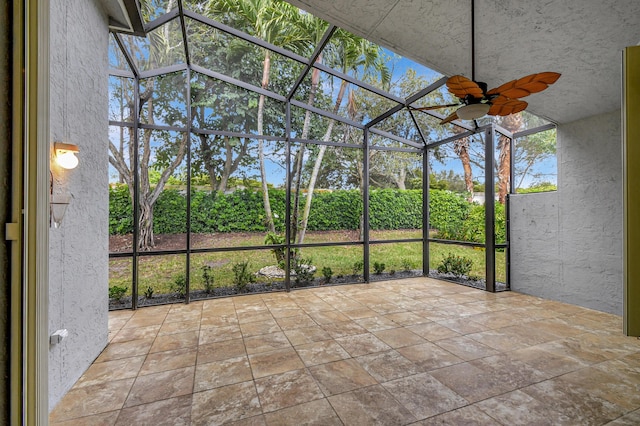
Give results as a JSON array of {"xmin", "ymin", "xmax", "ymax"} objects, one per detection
[{"xmin": 414, "ymin": 0, "xmax": 561, "ymax": 125}]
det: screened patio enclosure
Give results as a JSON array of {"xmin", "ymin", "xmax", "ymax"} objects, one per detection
[{"xmin": 108, "ymin": 0, "xmax": 556, "ymax": 309}]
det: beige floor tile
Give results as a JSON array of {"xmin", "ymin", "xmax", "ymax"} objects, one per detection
[
  {"xmin": 525, "ymin": 317, "xmax": 586, "ymax": 338},
  {"xmin": 58, "ymin": 279, "xmax": 640, "ymax": 425},
  {"xmin": 295, "ymin": 339, "xmax": 351, "ymax": 366},
  {"xmin": 335, "ymin": 333, "xmax": 391, "ymax": 357},
  {"xmin": 466, "ymin": 328, "xmax": 534, "ymax": 352},
  {"xmin": 382, "ymin": 372, "xmax": 467, "ymax": 420},
  {"xmin": 248, "ymin": 347, "xmax": 305, "ymax": 378},
  {"xmin": 194, "ymin": 356, "xmax": 252, "ymax": 392},
  {"xmin": 406, "ymin": 322, "xmax": 460, "ymax": 341},
  {"xmin": 191, "ymin": 381, "xmax": 261, "ymax": 426},
  {"xmin": 355, "ymin": 349, "xmax": 420, "ymax": 382},
  {"xmin": 75, "ymin": 356, "xmax": 144, "ymax": 388},
  {"xmin": 275, "ymin": 314, "xmax": 318, "ymax": 330},
  {"xmin": 239, "ymin": 318, "xmax": 281, "ymax": 337},
  {"xmin": 140, "ymin": 347, "xmax": 197, "ymax": 375},
  {"xmin": 328, "ymin": 384, "xmax": 417, "ymax": 425},
  {"xmin": 283, "ymin": 325, "xmax": 331, "ymax": 346},
  {"xmin": 308, "ymin": 310, "xmax": 351, "ymax": 325},
  {"xmin": 537, "ymin": 336, "xmax": 614, "ymax": 365},
  {"xmin": 354, "ymin": 315, "xmax": 398, "ymax": 332},
  {"xmin": 51, "ymin": 410, "xmax": 119, "ymax": 426},
  {"xmin": 124, "ymin": 366, "xmax": 195, "ymax": 407},
  {"xmin": 49, "ymin": 379, "xmax": 135, "ymax": 423},
  {"xmin": 263, "ymin": 398, "xmax": 342, "ymax": 425},
  {"xmin": 165, "ymin": 310, "xmax": 202, "ymax": 323},
  {"xmin": 197, "ymin": 338, "xmax": 246, "ymax": 364},
  {"xmin": 200, "ymin": 314, "xmax": 239, "ymax": 328},
  {"xmin": 560, "ymin": 367, "xmax": 640, "ymax": 411},
  {"xmin": 96, "ymin": 338, "xmax": 154, "ymax": 362},
  {"xmin": 507, "ymin": 345, "xmax": 589, "ymax": 378},
  {"xmin": 475, "ymin": 390, "xmax": 573, "ymax": 425},
  {"xmin": 606, "ymin": 409, "xmax": 640, "ymax": 425},
  {"xmin": 309, "ymin": 358, "xmax": 378, "ymax": 396},
  {"xmin": 111, "ymin": 324, "xmax": 160, "ymax": 343},
  {"xmin": 150, "ymin": 330, "xmax": 199, "ymax": 353},
  {"xmin": 115, "ymin": 395, "xmax": 192, "ymax": 426},
  {"xmin": 419, "ymin": 405, "xmax": 502, "ymax": 425},
  {"xmin": 123, "ymin": 311, "xmax": 168, "ymax": 329},
  {"xmin": 396, "ymin": 342, "xmax": 464, "ymax": 371},
  {"xmin": 269, "ymin": 307, "xmax": 304, "ymax": 319},
  {"xmin": 384, "ymin": 311, "xmax": 428, "ymax": 326},
  {"xmin": 341, "ymin": 307, "xmax": 378, "ymax": 320},
  {"xmin": 227, "ymin": 414, "xmax": 267, "ymax": 425},
  {"xmin": 199, "ymin": 324, "xmax": 242, "ymax": 345},
  {"xmin": 158, "ymin": 319, "xmax": 200, "ymax": 336},
  {"xmin": 434, "ymin": 335, "xmax": 500, "ymax": 361},
  {"xmin": 321, "ymin": 320, "xmax": 367, "ymax": 338},
  {"xmin": 255, "ymin": 368, "xmax": 324, "ymax": 413},
  {"xmin": 520, "ymin": 377, "xmax": 627, "ymax": 424},
  {"xmin": 499, "ymin": 322, "xmax": 562, "ymax": 345},
  {"xmin": 429, "ymin": 358, "xmax": 538, "ymax": 404},
  {"xmin": 433, "ymin": 317, "xmax": 488, "ymax": 335},
  {"xmin": 374, "ymin": 327, "xmax": 426, "ymax": 348},
  {"xmin": 243, "ymin": 330, "xmax": 291, "ymax": 354}
]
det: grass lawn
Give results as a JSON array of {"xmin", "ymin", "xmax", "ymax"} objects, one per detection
[{"xmin": 109, "ymin": 230, "xmax": 506, "ymax": 296}]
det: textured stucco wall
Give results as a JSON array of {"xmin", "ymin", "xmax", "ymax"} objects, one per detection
[
  {"xmin": 511, "ymin": 109, "xmax": 623, "ymax": 314},
  {"xmin": 0, "ymin": 1, "xmax": 11, "ymax": 423},
  {"xmin": 49, "ymin": 0, "xmax": 109, "ymax": 409}
]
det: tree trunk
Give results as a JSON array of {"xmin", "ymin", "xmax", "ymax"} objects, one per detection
[
  {"xmin": 291, "ymin": 58, "xmax": 322, "ymax": 242},
  {"xmin": 258, "ymin": 50, "xmax": 275, "ymax": 233},
  {"xmin": 296, "ymin": 79, "xmax": 346, "ymax": 244},
  {"xmin": 138, "ymin": 199, "xmax": 155, "ymax": 250},
  {"xmin": 497, "ymin": 136, "xmax": 511, "ymax": 204},
  {"xmin": 453, "ymin": 136, "xmax": 474, "ymax": 202},
  {"xmin": 394, "ymin": 167, "xmax": 407, "ymax": 190},
  {"xmin": 497, "ymin": 113, "xmax": 523, "ymax": 204}
]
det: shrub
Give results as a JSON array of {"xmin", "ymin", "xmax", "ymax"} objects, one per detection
[
  {"xmin": 202, "ymin": 265, "xmax": 214, "ymax": 294},
  {"xmin": 171, "ymin": 274, "xmax": 187, "ymax": 297},
  {"xmin": 144, "ymin": 286, "xmax": 154, "ymax": 299},
  {"xmin": 373, "ymin": 261, "xmax": 386, "ymax": 275},
  {"xmin": 108, "ymin": 285, "xmax": 127, "ymax": 301},
  {"xmin": 401, "ymin": 258, "xmax": 414, "ymax": 271},
  {"xmin": 264, "ymin": 232, "xmax": 286, "ymax": 266},
  {"xmin": 352, "ymin": 260, "xmax": 364, "ymax": 276},
  {"xmin": 109, "ymin": 184, "xmax": 133, "ymax": 235},
  {"xmin": 435, "ymin": 202, "xmax": 506, "ymax": 245},
  {"xmin": 428, "ymin": 190, "xmax": 471, "ymax": 232},
  {"xmin": 321, "ymin": 266, "xmax": 333, "ymax": 283},
  {"xmin": 437, "ymin": 253, "xmax": 473, "ymax": 276},
  {"xmin": 293, "ymin": 257, "xmax": 315, "ymax": 285},
  {"xmin": 232, "ymin": 261, "xmax": 255, "ymax": 292}
]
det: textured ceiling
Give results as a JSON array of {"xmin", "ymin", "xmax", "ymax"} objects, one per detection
[{"xmin": 286, "ymin": 0, "xmax": 640, "ymax": 124}]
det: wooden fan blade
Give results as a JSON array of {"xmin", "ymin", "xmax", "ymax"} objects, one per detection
[
  {"xmin": 414, "ymin": 103, "xmax": 460, "ymax": 111},
  {"xmin": 446, "ymin": 75, "xmax": 484, "ymax": 100},
  {"xmin": 488, "ymin": 99, "xmax": 528, "ymax": 116},
  {"xmin": 486, "ymin": 72, "xmax": 561, "ymax": 99},
  {"xmin": 440, "ymin": 110, "xmax": 460, "ymax": 125}
]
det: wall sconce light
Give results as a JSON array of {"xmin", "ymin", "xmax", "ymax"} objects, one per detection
[
  {"xmin": 54, "ymin": 142, "xmax": 79, "ymax": 169},
  {"xmin": 50, "ymin": 193, "xmax": 71, "ymax": 228}
]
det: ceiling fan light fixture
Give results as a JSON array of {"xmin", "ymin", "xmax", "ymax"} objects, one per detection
[{"xmin": 456, "ymin": 103, "xmax": 491, "ymax": 120}]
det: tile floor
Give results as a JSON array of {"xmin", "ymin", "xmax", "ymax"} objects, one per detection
[{"xmin": 50, "ymin": 278, "xmax": 640, "ymax": 425}]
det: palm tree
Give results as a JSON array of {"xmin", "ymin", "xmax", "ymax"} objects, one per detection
[
  {"xmin": 295, "ymin": 31, "xmax": 390, "ymax": 243},
  {"xmin": 209, "ymin": 0, "xmax": 315, "ymax": 233}
]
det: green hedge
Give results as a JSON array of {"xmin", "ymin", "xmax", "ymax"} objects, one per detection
[
  {"xmin": 435, "ymin": 202, "xmax": 506, "ymax": 244},
  {"xmin": 109, "ymin": 185, "xmax": 474, "ymax": 236}
]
